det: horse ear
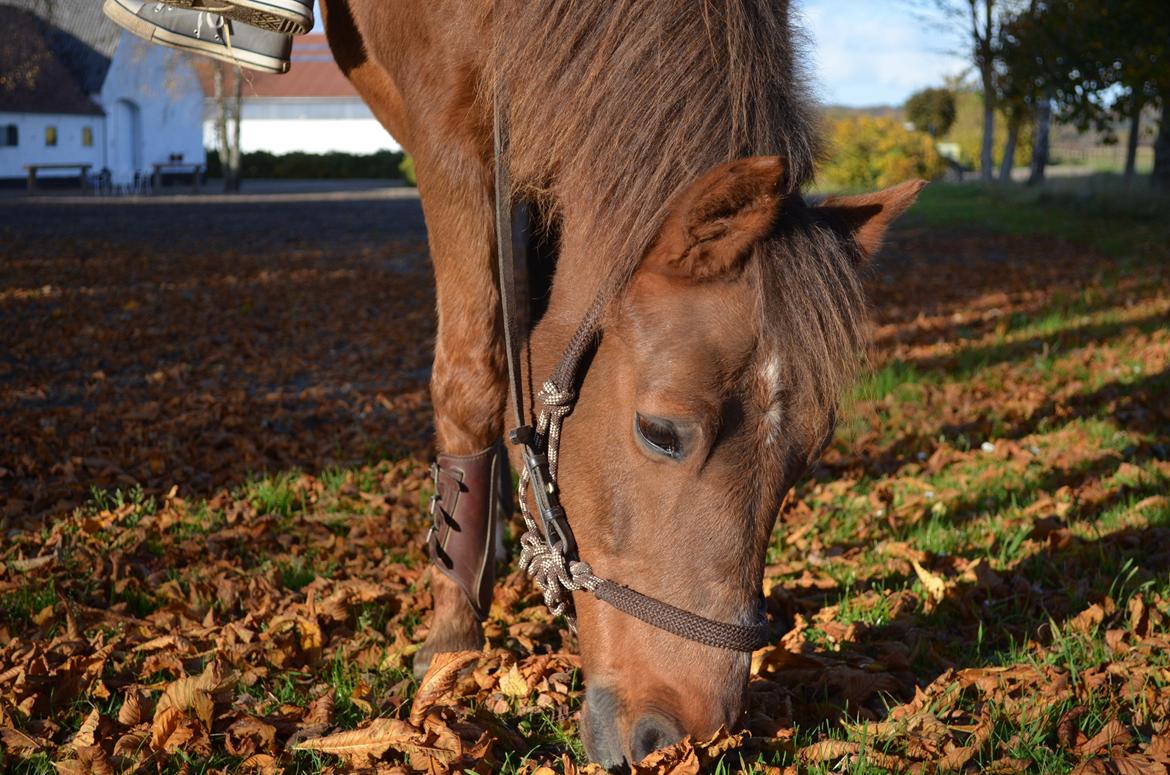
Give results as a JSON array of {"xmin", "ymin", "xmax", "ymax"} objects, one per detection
[
  {"xmin": 817, "ymin": 179, "xmax": 927, "ymax": 261},
  {"xmin": 643, "ymin": 156, "xmax": 785, "ymax": 280}
]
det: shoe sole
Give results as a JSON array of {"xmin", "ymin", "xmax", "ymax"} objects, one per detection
[
  {"xmin": 165, "ymin": 0, "xmax": 311, "ymax": 35},
  {"xmin": 103, "ymin": 0, "xmax": 290, "ymax": 74}
]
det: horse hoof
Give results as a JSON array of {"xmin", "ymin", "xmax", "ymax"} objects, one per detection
[
  {"xmin": 412, "ymin": 571, "xmax": 485, "ymax": 680},
  {"xmin": 413, "ymin": 618, "xmax": 484, "ymax": 680}
]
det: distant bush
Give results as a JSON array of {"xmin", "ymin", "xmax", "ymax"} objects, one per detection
[
  {"xmin": 905, "ymin": 87, "xmax": 957, "ymax": 138},
  {"xmin": 399, "ymin": 153, "xmax": 416, "ymax": 186},
  {"xmin": 938, "ymin": 91, "xmax": 1032, "ymax": 172},
  {"xmin": 205, "ymin": 149, "xmax": 407, "ymax": 179},
  {"xmin": 821, "ymin": 116, "xmax": 943, "ymax": 189}
]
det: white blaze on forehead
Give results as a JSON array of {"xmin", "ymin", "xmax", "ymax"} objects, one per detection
[{"xmin": 759, "ymin": 353, "xmax": 784, "ymax": 441}]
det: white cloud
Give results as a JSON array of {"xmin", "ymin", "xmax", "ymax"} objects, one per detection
[{"xmin": 798, "ymin": 0, "xmax": 969, "ymax": 107}]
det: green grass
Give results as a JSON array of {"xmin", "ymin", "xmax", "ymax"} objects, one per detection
[
  {"xmin": 906, "ymin": 182, "xmax": 1170, "ymax": 256},
  {"xmin": 0, "ymin": 580, "xmax": 58, "ymax": 625},
  {"xmin": 246, "ymin": 471, "xmax": 309, "ymax": 519}
]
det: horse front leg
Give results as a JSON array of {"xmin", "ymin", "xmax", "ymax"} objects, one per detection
[{"xmin": 412, "ymin": 155, "xmax": 508, "ymax": 679}]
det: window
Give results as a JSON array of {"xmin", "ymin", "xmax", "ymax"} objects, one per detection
[
  {"xmin": 0, "ymin": 125, "xmax": 17, "ymax": 147},
  {"xmin": 44, "ymin": 125, "xmax": 57, "ymax": 147},
  {"xmin": 81, "ymin": 126, "xmax": 93, "ymax": 147}
]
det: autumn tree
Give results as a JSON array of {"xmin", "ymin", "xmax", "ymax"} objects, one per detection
[
  {"xmin": 905, "ymin": 88, "xmax": 958, "ymax": 138},
  {"xmin": 996, "ymin": 1, "xmax": 1055, "ymax": 184},
  {"xmin": 910, "ymin": 0, "xmax": 1026, "ymax": 181},
  {"xmin": 210, "ymin": 62, "xmax": 244, "ymax": 193}
]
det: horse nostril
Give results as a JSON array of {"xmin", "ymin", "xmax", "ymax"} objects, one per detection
[{"xmin": 629, "ymin": 713, "xmax": 684, "ymax": 764}]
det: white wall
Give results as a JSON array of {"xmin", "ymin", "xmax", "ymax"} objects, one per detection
[
  {"xmin": 99, "ymin": 33, "xmax": 206, "ymax": 184},
  {"xmin": 0, "ymin": 113, "xmax": 105, "ymax": 179},
  {"xmin": 203, "ymin": 98, "xmax": 400, "ymax": 155}
]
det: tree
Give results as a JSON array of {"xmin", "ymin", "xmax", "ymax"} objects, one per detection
[
  {"xmin": 910, "ymin": 0, "xmax": 1025, "ymax": 182},
  {"xmin": 211, "ymin": 63, "xmax": 244, "ymax": 193},
  {"xmin": 996, "ymin": 1, "xmax": 1048, "ymax": 183},
  {"xmin": 1035, "ymin": 0, "xmax": 1170, "ymax": 189},
  {"xmin": 905, "ymin": 88, "xmax": 958, "ymax": 138},
  {"xmin": 821, "ymin": 115, "xmax": 943, "ymax": 189}
]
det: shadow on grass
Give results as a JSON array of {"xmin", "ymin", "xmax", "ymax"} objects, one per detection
[
  {"xmin": 831, "ymin": 362, "xmax": 1170, "ymax": 487},
  {"xmin": 903, "ymin": 305, "xmax": 1169, "ymax": 381}
]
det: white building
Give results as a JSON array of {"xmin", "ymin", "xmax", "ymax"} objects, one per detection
[
  {"xmin": 202, "ymin": 34, "xmax": 399, "ymax": 155},
  {"xmin": 0, "ymin": 1, "xmax": 205, "ymax": 186}
]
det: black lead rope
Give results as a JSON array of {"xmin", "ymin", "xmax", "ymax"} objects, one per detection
[{"xmin": 491, "ymin": 90, "xmax": 769, "ymax": 653}]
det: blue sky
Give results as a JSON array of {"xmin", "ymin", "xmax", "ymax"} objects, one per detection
[
  {"xmin": 310, "ymin": 1, "xmax": 966, "ymax": 109},
  {"xmin": 800, "ymin": 0, "xmax": 969, "ymax": 107}
]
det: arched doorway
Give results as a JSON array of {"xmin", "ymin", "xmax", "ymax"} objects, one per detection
[{"xmin": 112, "ymin": 98, "xmax": 142, "ymax": 183}]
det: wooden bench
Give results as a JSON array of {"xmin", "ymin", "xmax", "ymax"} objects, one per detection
[
  {"xmin": 24, "ymin": 163, "xmax": 93, "ymax": 192},
  {"xmin": 152, "ymin": 162, "xmax": 204, "ymax": 193}
]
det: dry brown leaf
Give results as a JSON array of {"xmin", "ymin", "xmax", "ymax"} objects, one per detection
[
  {"xmin": 410, "ymin": 651, "xmax": 480, "ymax": 723},
  {"xmin": 305, "ymin": 688, "xmax": 336, "ymax": 726},
  {"xmin": 1111, "ymin": 752, "xmax": 1161, "ymax": 775},
  {"xmin": 9, "ymin": 553, "xmax": 57, "ymax": 572},
  {"xmin": 294, "ymin": 717, "xmax": 420, "ymax": 767},
  {"xmin": 631, "ymin": 740, "xmax": 700, "ymax": 775},
  {"xmin": 52, "ymin": 760, "xmax": 86, "ymax": 775},
  {"xmin": 499, "ymin": 664, "xmax": 529, "ymax": 699},
  {"xmin": 112, "ymin": 728, "xmax": 149, "ymax": 760},
  {"xmin": 911, "ymin": 560, "xmax": 950, "ymax": 610},
  {"xmin": 71, "ymin": 708, "xmax": 101, "ymax": 749},
  {"xmin": 1072, "ymin": 604, "xmax": 1107, "ymax": 634},
  {"xmin": 1146, "ymin": 733, "xmax": 1170, "ymax": 764},
  {"xmin": 1070, "ymin": 759, "xmax": 1111, "ymax": 775},
  {"xmin": 225, "ymin": 716, "xmax": 278, "ymax": 757},
  {"xmin": 799, "ymin": 739, "xmax": 861, "ymax": 763},
  {"xmin": 1128, "ymin": 595, "xmax": 1151, "ymax": 638},
  {"xmin": 1076, "ymin": 719, "xmax": 1133, "ymax": 757},
  {"xmin": 155, "ymin": 659, "xmax": 237, "ymax": 720},
  {"xmin": 0, "ymin": 725, "xmax": 50, "ymax": 752},
  {"xmin": 151, "ymin": 706, "xmax": 191, "ymax": 753},
  {"xmin": 118, "ymin": 688, "xmax": 150, "ymax": 727},
  {"xmin": 240, "ymin": 754, "xmax": 280, "ymax": 774}
]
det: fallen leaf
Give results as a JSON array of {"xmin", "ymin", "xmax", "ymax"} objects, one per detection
[{"xmin": 410, "ymin": 651, "xmax": 480, "ymax": 723}]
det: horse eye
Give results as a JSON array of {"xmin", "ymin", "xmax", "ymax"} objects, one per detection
[{"xmin": 635, "ymin": 413, "xmax": 683, "ymax": 460}]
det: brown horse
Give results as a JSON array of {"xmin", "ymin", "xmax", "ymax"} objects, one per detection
[{"xmin": 320, "ymin": 0, "xmax": 924, "ymax": 767}]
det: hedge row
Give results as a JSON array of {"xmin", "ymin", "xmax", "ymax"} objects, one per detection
[{"xmin": 205, "ymin": 149, "xmax": 415, "ymax": 182}]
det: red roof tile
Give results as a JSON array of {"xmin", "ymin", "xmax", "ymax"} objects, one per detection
[{"xmin": 198, "ymin": 34, "xmax": 360, "ymax": 99}]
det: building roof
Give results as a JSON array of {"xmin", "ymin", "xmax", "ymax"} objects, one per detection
[
  {"xmin": 199, "ymin": 34, "xmax": 361, "ymax": 99},
  {"xmin": 0, "ymin": 5, "xmax": 105, "ymax": 115},
  {"xmin": 1, "ymin": 0, "xmax": 122, "ymax": 95}
]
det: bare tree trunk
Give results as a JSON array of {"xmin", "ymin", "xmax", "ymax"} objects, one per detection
[
  {"xmin": 980, "ymin": 81, "xmax": 996, "ymax": 182},
  {"xmin": 998, "ymin": 116, "xmax": 1020, "ymax": 183},
  {"xmin": 1154, "ymin": 102, "xmax": 1170, "ymax": 192},
  {"xmin": 1027, "ymin": 93, "xmax": 1051, "ymax": 187},
  {"xmin": 227, "ymin": 68, "xmax": 243, "ymax": 193},
  {"xmin": 213, "ymin": 64, "xmax": 244, "ymax": 193},
  {"xmin": 213, "ymin": 66, "xmax": 230, "ymax": 190},
  {"xmin": 1123, "ymin": 94, "xmax": 1142, "ymax": 184},
  {"xmin": 971, "ymin": 0, "xmax": 997, "ymax": 183}
]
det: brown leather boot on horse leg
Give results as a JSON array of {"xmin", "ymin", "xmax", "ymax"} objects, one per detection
[{"xmin": 414, "ymin": 443, "xmax": 510, "ymax": 679}]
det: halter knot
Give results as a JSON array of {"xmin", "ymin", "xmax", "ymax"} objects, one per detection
[
  {"xmin": 537, "ymin": 382, "xmax": 575, "ymax": 408},
  {"xmin": 517, "ymin": 529, "xmax": 600, "ymax": 616}
]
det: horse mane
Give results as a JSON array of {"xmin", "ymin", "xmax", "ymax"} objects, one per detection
[
  {"xmin": 491, "ymin": 1, "xmax": 866, "ymax": 422},
  {"xmin": 489, "ymin": 0, "xmax": 821, "ymax": 273}
]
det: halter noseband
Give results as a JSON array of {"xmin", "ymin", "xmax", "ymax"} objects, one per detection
[{"xmin": 492, "ymin": 90, "xmax": 769, "ymax": 653}]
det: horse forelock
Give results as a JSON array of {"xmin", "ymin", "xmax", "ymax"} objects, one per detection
[{"xmin": 487, "ymin": 0, "xmax": 822, "ymax": 282}]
